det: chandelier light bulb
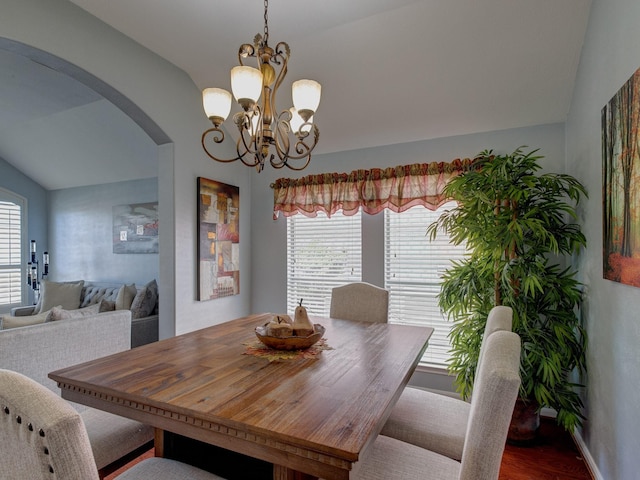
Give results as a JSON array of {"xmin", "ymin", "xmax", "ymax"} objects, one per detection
[
  {"xmin": 292, "ymin": 79, "xmax": 321, "ymax": 121},
  {"xmin": 231, "ymin": 66, "xmax": 263, "ymax": 109},
  {"xmin": 202, "ymin": 88, "xmax": 232, "ymax": 125},
  {"xmin": 250, "ymin": 112, "xmax": 260, "ymax": 137},
  {"xmin": 289, "ymin": 107, "xmax": 312, "ymax": 135}
]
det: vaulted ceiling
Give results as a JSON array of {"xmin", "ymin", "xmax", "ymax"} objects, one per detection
[{"xmin": 0, "ymin": 0, "xmax": 592, "ymax": 189}]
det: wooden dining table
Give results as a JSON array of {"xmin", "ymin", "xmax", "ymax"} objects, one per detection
[{"xmin": 49, "ymin": 313, "xmax": 433, "ymax": 480}]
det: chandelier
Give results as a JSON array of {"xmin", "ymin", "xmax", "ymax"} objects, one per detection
[{"xmin": 201, "ymin": 0, "xmax": 321, "ymax": 172}]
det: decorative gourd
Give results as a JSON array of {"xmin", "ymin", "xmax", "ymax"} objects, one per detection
[
  {"xmin": 267, "ymin": 315, "xmax": 293, "ymax": 338},
  {"xmin": 292, "ymin": 299, "xmax": 314, "ymax": 337}
]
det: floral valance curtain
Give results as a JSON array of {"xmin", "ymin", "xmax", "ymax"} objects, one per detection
[{"xmin": 271, "ymin": 158, "xmax": 474, "ymax": 219}]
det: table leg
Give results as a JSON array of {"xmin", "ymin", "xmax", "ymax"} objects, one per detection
[
  {"xmin": 273, "ymin": 464, "xmax": 318, "ymax": 480},
  {"xmin": 154, "ymin": 428, "xmax": 165, "ymax": 457}
]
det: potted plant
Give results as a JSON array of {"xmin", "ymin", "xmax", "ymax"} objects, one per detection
[{"xmin": 428, "ymin": 146, "xmax": 587, "ymax": 441}]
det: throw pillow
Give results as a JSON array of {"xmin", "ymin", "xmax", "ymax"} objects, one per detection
[
  {"xmin": 1, "ymin": 307, "xmax": 60, "ymax": 330},
  {"xmin": 130, "ymin": 279, "xmax": 158, "ymax": 319},
  {"xmin": 45, "ymin": 303, "xmax": 101, "ymax": 322},
  {"xmin": 99, "ymin": 299, "xmax": 116, "ymax": 312},
  {"xmin": 37, "ymin": 280, "xmax": 84, "ymax": 313},
  {"xmin": 115, "ymin": 283, "xmax": 137, "ymax": 310}
]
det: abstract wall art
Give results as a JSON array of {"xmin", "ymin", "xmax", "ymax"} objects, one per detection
[
  {"xmin": 197, "ymin": 177, "xmax": 240, "ymax": 300},
  {"xmin": 112, "ymin": 202, "xmax": 159, "ymax": 254}
]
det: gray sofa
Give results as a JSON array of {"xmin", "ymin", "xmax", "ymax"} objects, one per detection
[
  {"xmin": 7, "ymin": 280, "xmax": 158, "ymax": 348},
  {"xmin": 0, "ymin": 310, "xmax": 154, "ymax": 478}
]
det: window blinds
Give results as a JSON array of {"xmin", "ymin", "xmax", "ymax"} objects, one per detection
[
  {"xmin": 286, "ymin": 211, "xmax": 362, "ymax": 316},
  {"xmin": 0, "ymin": 200, "xmax": 23, "ymax": 308},
  {"xmin": 384, "ymin": 202, "xmax": 467, "ymax": 369}
]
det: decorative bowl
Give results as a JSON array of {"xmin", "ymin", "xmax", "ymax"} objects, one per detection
[{"xmin": 255, "ymin": 323, "xmax": 325, "ymax": 351}]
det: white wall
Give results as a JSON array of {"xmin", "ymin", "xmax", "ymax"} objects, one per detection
[
  {"xmin": 566, "ymin": 0, "xmax": 640, "ymax": 478},
  {"xmin": 1, "ymin": 0, "xmax": 253, "ymax": 336},
  {"xmin": 250, "ymin": 123, "xmax": 566, "ymax": 315}
]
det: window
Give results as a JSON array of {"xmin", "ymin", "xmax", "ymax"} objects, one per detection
[
  {"xmin": 286, "ymin": 211, "xmax": 362, "ymax": 316},
  {"xmin": 384, "ymin": 202, "xmax": 467, "ymax": 369},
  {"xmin": 0, "ymin": 189, "xmax": 26, "ymax": 312}
]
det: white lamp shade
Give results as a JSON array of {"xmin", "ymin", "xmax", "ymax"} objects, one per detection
[
  {"xmin": 231, "ymin": 66, "xmax": 263, "ymax": 103},
  {"xmin": 292, "ymin": 79, "xmax": 321, "ymax": 113},
  {"xmin": 289, "ymin": 108, "xmax": 312, "ymax": 134},
  {"xmin": 202, "ymin": 88, "xmax": 232, "ymax": 120}
]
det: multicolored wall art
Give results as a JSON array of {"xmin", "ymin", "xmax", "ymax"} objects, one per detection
[
  {"xmin": 602, "ymin": 66, "xmax": 640, "ymax": 287},
  {"xmin": 197, "ymin": 177, "xmax": 240, "ymax": 300}
]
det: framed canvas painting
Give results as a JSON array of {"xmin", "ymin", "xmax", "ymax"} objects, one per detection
[
  {"xmin": 197, "ymin": 177, "xmax": 240, "ymax": 300},
  {"xmin": 602, "ymin": 66, "xmax": 640, "ymax": 287},
  {"xmin": 112, "ymin": 202, "xmax": 159, "ymax": 254}
]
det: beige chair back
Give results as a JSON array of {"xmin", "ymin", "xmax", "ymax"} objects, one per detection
[
  {"xmin": 329, "ymin": 282, "xmax": 389, "ymax": 323},
  {"xmin": 459, "ymin": 331, "xmax": 521, "ymax": 480},
  {"xmin": 477, "ymin": 305, "xmax": 513, "ymax": 370},
  {"xmin": 0, "ymin": 369, "xmax": 99, "ymax": 480}
]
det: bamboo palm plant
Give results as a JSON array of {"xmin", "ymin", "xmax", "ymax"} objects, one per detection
[{"xmin": 428, "ymin": 146, "xmax": 587, "ymax": 431}]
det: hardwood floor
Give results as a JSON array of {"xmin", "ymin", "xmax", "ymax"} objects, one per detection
[
  {"xmin": 500, "ymin": 416, "xmax": 592, "ymax": 480},
  {"xmin": 106, "ymin": 417, "xmax": 592, "ymax": 480}
]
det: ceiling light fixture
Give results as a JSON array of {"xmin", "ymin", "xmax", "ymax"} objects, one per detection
[{"xmin": 201, "ymin": 0, "xmax": 321, "ymax": 172}]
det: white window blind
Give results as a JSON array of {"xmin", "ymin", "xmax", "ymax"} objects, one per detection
[
  {"xmin": 287, "ymin": 211, "xmax": 362, "ymax": 316},
  {"xmin": 384, "ymin": 202, "xmax": 467, "ymax": 369},
  {"xmin": 0, "ymin": 198, "xmax": 24, "ymax": 310}
]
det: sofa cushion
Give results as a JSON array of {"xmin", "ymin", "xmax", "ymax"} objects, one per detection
[
  {"xmin": 37, "ymin": 280, "xmax": 84, "ymax": 313},
  {"xmin": 130, "ymin": 280, "xmax": 158, "ymax": 319},
  {"xmin": 80, "ymin": 284, "xmax": 121, "ymax": 308},
  {"xmin": 46, "ymin": 303, "xmax": 102, "ymax": 322},
  {"xmin": 116, "ymin": 283, "xmax": 137, "ymax": 310},
  {"xmin": 45, "ymin": 304, "xmax": 99, "ymax": 322},
  {"xmin": 99, "ymin": 299, "xmax": 116, "ymax": 312},
  {"xmin": 1, "ymin": 307, "xmax": 60, "ymax": 330}
]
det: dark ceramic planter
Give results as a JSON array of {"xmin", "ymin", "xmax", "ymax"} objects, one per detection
[{"xmin": 507, "ymin": 397, "xmax": 540, "ymax": 445}]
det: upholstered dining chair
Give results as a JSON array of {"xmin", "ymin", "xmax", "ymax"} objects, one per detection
[
  {"xmin": 380, "ymin": 305, "xmax": 513, "ymax": 461},
  {"xmin": 353, "ymin": 330, "xmax": 521, "ymax": 480},
  {"xmin": 0, "ymin": 369, "xmax": 226, "ymax": 480},
  {"xmin": 329, "ymin": 282, "xmax": 389, "ymax": 323}
]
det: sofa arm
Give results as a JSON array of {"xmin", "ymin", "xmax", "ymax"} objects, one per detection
[
  {"xmin": 10, "ymin": 306, "xmax": 36, "ymax": 317},
  {"xmin": 131, "ymin": 314, "xmax": 158, "ymax": 348}
]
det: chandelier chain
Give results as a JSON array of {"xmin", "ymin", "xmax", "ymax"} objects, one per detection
[{"xmin": 263, "ymin": 0, "xmax": 269, "ymax": 44}]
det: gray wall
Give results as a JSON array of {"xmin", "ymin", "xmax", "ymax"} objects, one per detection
[
  {"xmin": 565, "ymin": 0, "xmax": 640, "ymax": 478},
  {"xmin": 0, "ymin": 156, "xmax": 47, "ymax": 306},
  {"xmin": 47, "ymin": 178, "xmax": 159, "ymax": 285}
]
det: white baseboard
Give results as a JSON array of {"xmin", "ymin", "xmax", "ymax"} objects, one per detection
[{"xmin": 572, "ymin": 429, "xmax": 603, "ymax": 480}]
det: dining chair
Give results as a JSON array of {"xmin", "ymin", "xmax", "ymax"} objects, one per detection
[
  {"xmin": 0, "ymin": 369, "xmax": 226, "ymax": 480},
  {"xmin": 380, "ymin": 305, "xmax": 513, "ymax": 461},
  {"xmin": 329, "ymin": 282, "xmax": 389, "ymax": 323},
  {"xmin": 353, "ymin": 330, "xmax": 521, "ymax": 480}
]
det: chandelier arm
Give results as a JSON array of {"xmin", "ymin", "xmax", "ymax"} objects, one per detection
[
  {"xmin": 234, "ymin": 111, "xmax": 260, "ymax": 155},
  {"xmin": 273, "ymin": 112, "xmax": 292, "ymax": 159},
  {"xmin": 281, "ymin": 125, "xmax": 320, "ymax": 161},
  {"xmin": 202, "ymin": 128, "xmax": 246, "ymax": 163},
  {"xmin": 271, "ymin": 43, "xmax": 290, "ymax": 108},
  {"xmin": 273, "ymin": 155, "xmax": 312, "ymax": 171},
  {"xmin": 233, "ymin": 110, "xmax": 268, "ymax": 170},
  {"xmin": 238, "ymin": 43, "xmax": 256, "ymax": 66}
]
